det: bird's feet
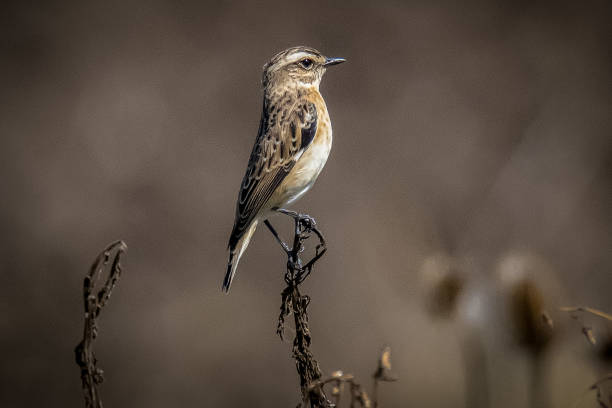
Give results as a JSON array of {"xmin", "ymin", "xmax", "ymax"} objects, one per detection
[
  {"xmin": 298, "ymin": 213, "xmax": 316, "ymax": 231},
  {"xmin": 277, "ymin": 209, "xmax": 316, "ymax": 231}
]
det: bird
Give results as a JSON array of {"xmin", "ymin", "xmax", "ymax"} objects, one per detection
[{"xmin": 223, "ymin": 46, "xmax": 345, "ymax": 292}]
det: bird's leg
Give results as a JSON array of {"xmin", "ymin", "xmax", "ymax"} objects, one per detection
[
  {"xmin": 263, "ymin": 219, "xmax": 302, "ymax": 274},
  {"xmin": 277, "ymin": 208, "xmax": 316, "ymax": 230},
  {"xmin": 264, "ymin": 219, "xmax": 291, "ymax": 254},
  {"xmin": 287, "ymin": 216, "xmax": 304, "ymax": 276}
]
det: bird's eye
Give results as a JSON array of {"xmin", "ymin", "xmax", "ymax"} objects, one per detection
[{"xmin": 299, "ymin": 58, "xmax": 314, "ymax": 69}]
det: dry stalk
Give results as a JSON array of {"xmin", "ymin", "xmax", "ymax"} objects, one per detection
[
  {"xmin": 561, "ymin": 306, "xmax": 612, "ymax": 408},
  {"xmin": 303, "ymin": 371, "xmax": 371, "ymax": 408},
  {"xmin": 372, "ymin": 346, "xmax": 398, "ymax": 407},
  {"xmin": 74, "ymin": 240, "xmax": 128, "ymax": 408},
  {"xmin": 561, "ymin": 306, "xmax": 612, "ymax": 346},
  {"xmin": 266, "ymin": 214, "xmax": 397, "ymax": 407},
  {"xmin": 561, "ymin": 307, "xmax": 612, "ymax": 322},
  {"xmin": 298, "ymin": 346, "xmax": 398, "ymax": 408},
  {"xmin": 267, "ymin": 213, "xmax": 329, "ymax": 407},
  {"xmin": 510, "ymin": 279, "xmax": 554, "ymax": 408}
]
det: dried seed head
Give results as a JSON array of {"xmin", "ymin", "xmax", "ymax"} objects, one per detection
[
  {"xmin": 420, "ymin": 253, "xmax": 465, "ymax": 319},
  {"xmin": 509, "ymin": 279, "xmax": 554, "ymax": 353},
  {"xmin": 497, "ymin": 251, "xmax": 563, "ymax": 354},
  {"xmin": 374, "ymin": 346, "xmax": 398, "ymax": 382}
]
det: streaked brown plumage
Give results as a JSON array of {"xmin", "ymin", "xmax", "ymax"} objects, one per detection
[{"xmin": 223, "ymin": 46, "xmax": 345, "ymax": 292}]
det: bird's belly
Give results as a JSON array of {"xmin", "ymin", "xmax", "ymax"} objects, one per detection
[{"xmin": 270, "ymin": 128, "xmax": 332, "ymax": 208}]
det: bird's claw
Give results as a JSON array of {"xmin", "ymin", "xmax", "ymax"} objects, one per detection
[
  {"xmin": 277, "ymin": 209, "xmax": 316, "ymax": 230},
  {"xmin": 297, "ymin": 213, "xmax": 316, "ymax": 230}
]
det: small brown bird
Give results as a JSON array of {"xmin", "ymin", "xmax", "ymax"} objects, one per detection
[{"xmin": 223, "ymin": 46, "xmax": 345, "ymax": 292}]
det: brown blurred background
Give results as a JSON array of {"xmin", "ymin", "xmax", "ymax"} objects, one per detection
[{"xmin": 1, "ymin": 0, "xmax": 611, "ymax": 407}]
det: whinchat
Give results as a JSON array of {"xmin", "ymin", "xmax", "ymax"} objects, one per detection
[{"xmin": 223, "ymin": 46, "xmax": 345, "ymax": 292}]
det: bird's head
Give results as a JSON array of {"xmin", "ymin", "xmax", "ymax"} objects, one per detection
[{"xmin": 262, "ymin": 46, "xmax": 345, "ymax": 90}]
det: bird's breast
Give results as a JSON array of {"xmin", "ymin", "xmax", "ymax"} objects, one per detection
[{"xmin": 272, "ymin": 110, "xmax": 332, "ymax": 207}]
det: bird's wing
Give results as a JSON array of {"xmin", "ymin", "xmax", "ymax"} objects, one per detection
[{"xmin": 228, "ymin": 98, "xmax": 318, "ymax": 249}]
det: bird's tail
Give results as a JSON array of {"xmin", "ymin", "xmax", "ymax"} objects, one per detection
[{"xmin": 222, "ymin": 220, "xmax": 259, "ymax": 293}]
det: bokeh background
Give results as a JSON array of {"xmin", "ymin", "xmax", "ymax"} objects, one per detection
[{"xmin": 2, "ymin": 0, "xmax": 611, "ymax": 407}]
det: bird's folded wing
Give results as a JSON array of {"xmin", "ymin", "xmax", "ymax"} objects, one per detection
[{"xmin": 229, "ymin": 99, "xmax": 318, "ymax": 248}]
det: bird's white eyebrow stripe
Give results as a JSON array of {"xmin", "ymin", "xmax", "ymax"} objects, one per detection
[{"xmin": 285, "ymin": 52, "xmax": 315, "ymax": 64}]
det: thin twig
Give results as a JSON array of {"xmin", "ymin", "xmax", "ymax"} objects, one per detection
[
  {"xmin": 74, "ymin": 240, "xmax": 128, "ymax": 408},
  {"xmin": 561, "ymin": 307, "xmax": 612, "ymax": 322},
  {"xmin": 562, "ymin": 306, "xmax": 612, "ymax": 408},
  {"xmin": 303, "ymin": 372, "xmax": 372, "ymax": 408},
  {"xmin": 561, "ymin": 306, "xmax": 612, "ymax": 346}
]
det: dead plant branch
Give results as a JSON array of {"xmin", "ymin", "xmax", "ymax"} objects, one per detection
[
  {"xmin": 372, "ymin": 346, "xmax": 398, "ymax": 407},
  {"xmin": 561, "ymin": 307, "xmax": 612, "ymax": 322},
  {"xmin": 561, "ymin": 306, "xmax": 612, "ymax": 346},
  {"xmin": 268, "ymin": 214, "xmax": 397, "ymax": 407},
  {"xmin": 271, "ymin": 213, "xmax": 329, "ymax": 407},
  {"xmin": 74, "ymin": 240, "xmax": 128, "ymax": 408}
]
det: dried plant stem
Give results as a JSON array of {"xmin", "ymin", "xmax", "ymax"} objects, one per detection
[
  {"xmin": 529, "ymin": 350, "xmax": 549, "ymax": 408},
  {"xmin": 460, "ymin": 329, "xmax": 490, "ymax": 408},
  {"xmin": 561, "ymin": 307, "xmax": 612, "ymax": 322},
  {"xmin": 372, "ymin": 346, "xmax": 398, "ymax": 408},
  {"xmin": 267, "ymin": 213, "xmax": 396, "ymax": 407},
  {"xmin": 74, "ymin": 240, "xmax": 128, "ymax": 408},
  {"xmin": 287, "ymin": 282, "xmax": 328, "ymax": 406},
  {"xmin": 269, "ymin": 212, "xmax": 328, "ymax": 407},
  {"xmin": 561, "ymin": 306, "xmax": 612, "ymax": 346},
  {"xmin": 563, "ymin": 306, "xmax": 612, "ymax": 408},
  {"xmin": 305, "ymin": 372, "xmax": 372, "ymax": 408},
  {"xmin": 371, "ymin": 379, "xmax": 378, "ymax": 408}
]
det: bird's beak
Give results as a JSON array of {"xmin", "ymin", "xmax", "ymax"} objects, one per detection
[{"xmin": 324, "ymin": 57, "xmax": 346, "ymax": 67}]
